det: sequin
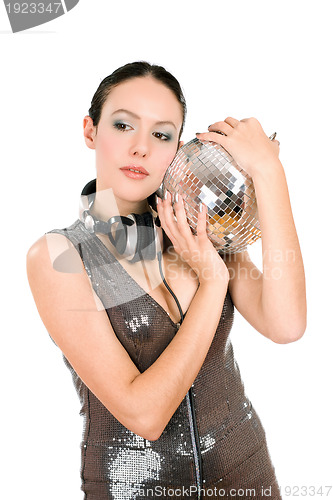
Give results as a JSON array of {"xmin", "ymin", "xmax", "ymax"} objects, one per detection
[
  {"xmin": 108, "ymin": 444, "xmax": 162, "ymax": 500},
  {"xmin": 47, "ymin": 220, "xmax": 282, "ymax": 499},
  {"xmin": 125, "ymin": 314, "xmax": 149, "ymax": 333},
  {"xmin": 200, "ymin": 433, "xmax": 216, "ymax": 455}
]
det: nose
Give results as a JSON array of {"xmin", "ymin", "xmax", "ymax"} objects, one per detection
[{"xmin": 129, "ymin": 133, "xmax": 150, "ymax": 158}]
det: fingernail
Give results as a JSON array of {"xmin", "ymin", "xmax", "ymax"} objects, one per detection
[
  {"xmin": 155, "ymin": 195, "xmax": 159, "ymax": 205},
  {"xmin": 199, "ymin": 202, "xmax": 203, "ymax": 213},
  {"xmin": 174, "ymin": 192, "xmax": 179, "ymax": 203},
  {"xmin": 164, "ymin": 190, "xmax": 168, "ymax": 200}
]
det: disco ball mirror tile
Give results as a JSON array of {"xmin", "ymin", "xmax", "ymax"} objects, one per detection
[{"xmin": 162, "ymin": 138, "xmax": 261, "ymax": 254}]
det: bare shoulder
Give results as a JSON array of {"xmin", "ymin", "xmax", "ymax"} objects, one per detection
[
  {"xmin": 26, "ymin": 231, "xmax": 105, "ymax": 319},
  {"xmin": 27, "ymin": 232, "xmax": 85, "ymax": 276}
]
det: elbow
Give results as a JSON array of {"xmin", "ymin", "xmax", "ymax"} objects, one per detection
[
  {"xmin": 271, "ymin": 331, "xmax": 304, "ymax": 344},
  {"xmin": 143, "ymin": 428, "xmax": 164, "ymax": 442},
  {"xmin": 138, "ymin": 413, "xmax": 166, "ymax": 441},
  {"xmin": 123, "ymin": 409, "xmax": 165, "ymax": 442},
  {"xmin": 130, "ymin": 420, "xmax": 164, "ymax": 442},
  {"xmin": 269, "ymin": 318, "xmax": 307, "ymax": 344}
]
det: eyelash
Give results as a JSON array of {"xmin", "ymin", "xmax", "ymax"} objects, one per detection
[{"xmin": 113, "ymin": 122, "xmax": 171, "ymax": 141}]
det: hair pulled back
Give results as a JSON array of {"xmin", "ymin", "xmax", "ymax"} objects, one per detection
[{"xmin": 88, "ymin": 61, "xmax": 187, "ymax": 139}]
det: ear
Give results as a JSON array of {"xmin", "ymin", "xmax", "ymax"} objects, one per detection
[{"xmin": 83, "ymin": 115, "xmax": 96, "ymax": 150}]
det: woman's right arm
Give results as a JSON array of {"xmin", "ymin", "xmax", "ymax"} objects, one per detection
[{"xmin": 27, "ymin": 199, "xmax": 228, "ymax": 442}]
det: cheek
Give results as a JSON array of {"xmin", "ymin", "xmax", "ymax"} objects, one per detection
[
  {"xmin": 95, "ymin": 133, "xmax": 118, "ymax": 161},
  {"xmin": 156, "ymin": 147, "xmax": 178, "ymax": 176}
]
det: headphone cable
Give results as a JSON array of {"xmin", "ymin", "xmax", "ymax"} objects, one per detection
[
  {"xmin": 157, "ymin": 249, "xmax": 203, "ymax": 490},
  {"xmin": 157, "ymin": 250, "xmax": 184, "ymax": 324}
]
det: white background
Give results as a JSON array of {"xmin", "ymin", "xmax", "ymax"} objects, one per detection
[{"xmin": 1, "ymin": 1, "xmax": 332, "ymax": 499}]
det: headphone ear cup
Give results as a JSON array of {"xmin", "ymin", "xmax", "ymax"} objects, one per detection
[{"xmin": 108, "ymin": 219, "xmax": 129, "ymax": 255}]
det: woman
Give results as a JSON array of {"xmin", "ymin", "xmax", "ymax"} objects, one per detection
[{"xmin": 27, "ymin": 61, "xmax": 306, "ymax": 499}]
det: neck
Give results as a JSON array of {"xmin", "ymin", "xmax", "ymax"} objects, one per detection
[{"xmin": 90, "ymin": 183, "xmax": 152, "ymax": 221}]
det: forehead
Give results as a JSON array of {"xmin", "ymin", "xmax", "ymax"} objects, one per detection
[{"xmin": 101, "ymin": 77, "xmax": 183, "ymax": 125}]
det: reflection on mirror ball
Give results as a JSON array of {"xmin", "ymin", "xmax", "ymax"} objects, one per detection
[{"xmin": 161, "ymin": 138, "xmax": 261, "ymax": 254}]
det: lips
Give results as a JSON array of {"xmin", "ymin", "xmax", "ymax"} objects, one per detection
[{"xmin": 120, "ymin": 165, "xmax": 149, "ymax": 175}]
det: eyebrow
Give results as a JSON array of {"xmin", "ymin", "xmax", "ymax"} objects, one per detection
[{"xmin": 110, "ymin": 108, "xmax": 177, "ymax": 130}]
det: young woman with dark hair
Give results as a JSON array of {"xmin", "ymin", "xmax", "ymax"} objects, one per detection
[{"xmin": 27, "ymin": 61, "xmax": 306, "ymax": 499}]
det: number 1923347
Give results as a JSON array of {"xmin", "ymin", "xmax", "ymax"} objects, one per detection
[{"xmin": 5, "ymin": 3, "xmax": 62, "ymax": 14}]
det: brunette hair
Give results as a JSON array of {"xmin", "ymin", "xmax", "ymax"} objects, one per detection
[
  {"xmin": 88, "ymin": 61, "xmax": 187, "ymax": 210},
  {"xmin": 89, "ymin": 61, "xmax": 186, "ymax": 138}
]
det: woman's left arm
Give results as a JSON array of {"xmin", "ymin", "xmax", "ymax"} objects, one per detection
[{"xmin": 196, "ymin": 117, "xmax": 307, "ymax": 344}]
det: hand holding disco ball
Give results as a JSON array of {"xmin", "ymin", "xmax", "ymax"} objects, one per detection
[{"xmin": 158, "ymin": 132, "xmax": 277, "ymax": 254}]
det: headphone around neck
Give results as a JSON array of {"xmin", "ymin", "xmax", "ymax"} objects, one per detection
[{"xmin": 79, "ymin": 179, "xmax": 161, "ymax": 263}]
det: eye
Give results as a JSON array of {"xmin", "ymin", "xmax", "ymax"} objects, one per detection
[
  {"xmin": 153, "ymin": 132, "xmax": 171, "ymax": 141},
  {"xmin": 113, "ymin": 121, "xmax": 131, "ymax": 132}
]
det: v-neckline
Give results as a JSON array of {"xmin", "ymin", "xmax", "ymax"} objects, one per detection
[{"xmin": 79, "ymin": 220, "xmax": 184, "ymax": 327}]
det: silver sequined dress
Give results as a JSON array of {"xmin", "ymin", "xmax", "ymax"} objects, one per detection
[{"xmin": 47, "ymin": 219, "xmax": 282, "ymax": 500}]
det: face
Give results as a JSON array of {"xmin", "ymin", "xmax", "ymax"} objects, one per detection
[{"xmin": 84, "ymin": 76, "xmax": 184, "ymax": 210}]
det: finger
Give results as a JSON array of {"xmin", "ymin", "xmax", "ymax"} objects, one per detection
[
  {"xmin": 224, "ymin": 116, "xmax": 239, "ymax": 128},
  {"xmin": 156, "ymin": 195, "xmax": 176, "ymax": 245},
  {"xmin": 196, "ymin": 203, "xmax": 209, "ymax": 241},
  {"xmin": 173, "ymin": 193, "xmax": 196, "ymax": 245},
  {"xmin": 196, "ymin": 131, "xmax": 229, "ymax": 149},
  {"xmin": 162, "ymin": 191, "xmax": 187, "ymax": 245},
  {"xmin": 207, "ymin": 121, "xmax": 234, "ymax": 135}
]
